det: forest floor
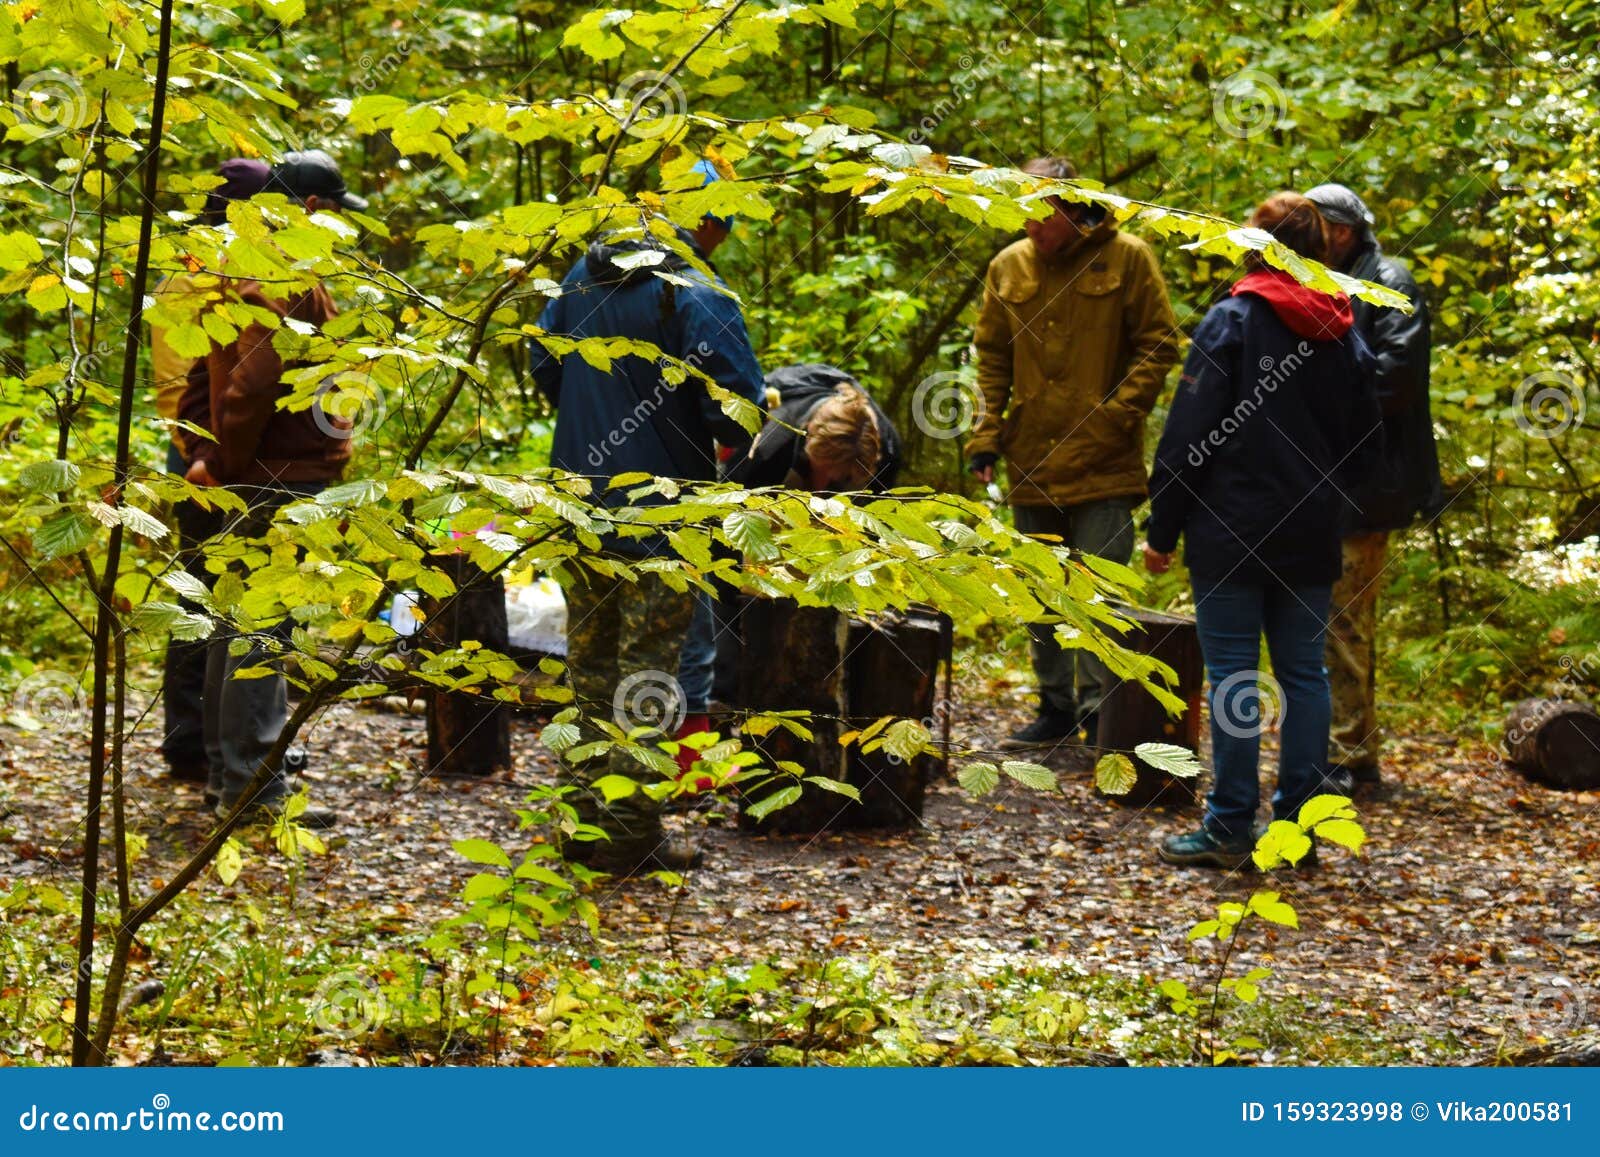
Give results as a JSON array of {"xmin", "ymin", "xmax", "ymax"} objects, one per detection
[{"xmin": 2, "ymin": 663, "xmax": 1597, "ymax": 1064}]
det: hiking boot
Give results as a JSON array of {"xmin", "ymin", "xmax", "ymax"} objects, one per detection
[
  {"xmin": 1000, "ymin": 709, "xmax": 1081, "ymax": 750},
  {"xmin": 165, "ymin": 760, "xmax": 209, "ymax": 785},
  {"xmin": 216, "ymin": 800, "xmax": 338, "ymax": 830},
  {"xmin": 1157, "ymin": 827, "xmax": 1254, "ymax": 870}
]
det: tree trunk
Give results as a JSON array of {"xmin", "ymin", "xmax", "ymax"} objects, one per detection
[
  {"xmin": 733, "ymin": 601, "xmax": 949, "ymax": 832},
  {"xmin": 1503, "ymin": 698, "xmax": 1600, "ymax": 791},
  {"xmin": 423, "ymin": 553, "xmax": 511, "ymax": 778},
  {"xmin": 735, "ymin": 599, "xmax": 850, "ymax": 833},
  {"xmin": 1095, "ymin": 606, "xmax": 1204, "ymax": 809},
  {"xmin": 844, "ymin": 608, "xmax": 951, "ymax": 827},
  {"xmin": 1478, "ymin": 1029, "xmax": 1600, "ymax": 1067}
]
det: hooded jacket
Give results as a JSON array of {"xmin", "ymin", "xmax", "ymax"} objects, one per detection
[
  {"xmin": 529, "ymin": 228, "xmax": 766, "ymax": 509},
  {"xmin": 178, "ymin": 279, "xmax": 351, "ymax": 485},
  {"xmin": 965, "ymin": 220, "xmax": 1180, "ymax": 507},
  {"xmin": 1146, "ymin": 268, "xmax": 1383, "ymax": 586},
  {"xmin": 724, "ymin": 363, "xmax": 901, "ymax": 491},
  {"xmin": 1340, "ymin": 240, "xmax": 1443, "ymax": 531}
]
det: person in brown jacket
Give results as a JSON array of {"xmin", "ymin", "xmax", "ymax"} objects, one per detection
[
  {"xmin": 966, "ymin": 156, "xmax": 1179, "ymax": 750},
  {"xmin": 178, "ymin": 149, "xmax": 368, "ymax": 825},
  {"xmin": 152, "ymin": 157, "xmax": 271, "ymax": 785}
]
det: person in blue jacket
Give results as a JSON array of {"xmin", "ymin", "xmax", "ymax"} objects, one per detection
[
  {"xmin": 529, "ymin": 161, "xmax": 766, "ymax": 875},
  {"xmin": 1141, "ymin": 192, "xmax": 1383, "ymax": 870}
]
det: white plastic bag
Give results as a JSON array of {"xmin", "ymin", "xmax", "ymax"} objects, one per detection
[{"xmin": 505, "ymin": 577, "xmax": 568, "ymax": 656}]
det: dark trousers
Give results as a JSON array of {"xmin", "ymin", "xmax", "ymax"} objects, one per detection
[
  {"xmin": 202, "ymin": 481, "xmax": 323, "ymax": 808},
  {"xmin": 1012, "ymin": 497, "xmax": 1138, "ymax": 718},
  {"xmin": 160, "ymin": 442, "xmax": 220, "ymax": 769}
]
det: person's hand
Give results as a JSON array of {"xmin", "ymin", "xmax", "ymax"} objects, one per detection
[
  {"xmin": 968, "ymin": 452, "xmax": 997, "ymax": 484},
  {"xmin": 1141, "ymin": 543, "xmax": 1173, "ymax": 575},
  {"xmin": 185, "ymin": 459, "xmax": 219, "ymax": 488}
]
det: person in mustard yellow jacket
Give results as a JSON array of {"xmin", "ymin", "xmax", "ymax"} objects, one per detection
[{"xmin": 966, "ymin": 156, "xmax": 1179, "ymax": 750}]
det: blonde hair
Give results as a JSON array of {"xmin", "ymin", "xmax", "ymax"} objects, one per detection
[{"xmin": 805, "ymin": 384, "xmax": 881, "ymax": 491}]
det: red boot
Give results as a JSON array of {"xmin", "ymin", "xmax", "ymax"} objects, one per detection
[{"xmin": 673, "ymin": 714, "xmax": 713, "ymax": 790}]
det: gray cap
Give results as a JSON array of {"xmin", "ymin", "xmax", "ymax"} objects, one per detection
[{"xmin": 1304, "ymin": 183, "xmax": 1375, "ymax": 229}]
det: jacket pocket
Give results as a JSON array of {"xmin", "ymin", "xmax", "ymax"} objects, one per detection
[
  {"xmin": 998, "ymin": 402, "xmax": 1023, "ymax": 452},
  {"xmin": 996, "ymin": 266, "xmax": 1039, "ymax": 305}
]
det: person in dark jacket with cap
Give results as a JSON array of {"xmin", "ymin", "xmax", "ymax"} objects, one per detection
[
  {"xmin": 1143, "ymin": 193, "xmax": 1382, "ymax": 870},
  {"xmin": 178, "ymin": 148, "xmax": 368, "ymax": 828},
  {"xmin": 529, "ymin": 159, "xmax": 766, "ymax": 876},
  {"xmin": 1304, "ymin": 183, "xmax": 1443, "ymax": 791}
]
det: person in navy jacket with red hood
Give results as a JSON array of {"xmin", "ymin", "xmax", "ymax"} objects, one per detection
[{"xmin": 1143, "ymin": 192, "xmax": 1382, "ymax": 870}]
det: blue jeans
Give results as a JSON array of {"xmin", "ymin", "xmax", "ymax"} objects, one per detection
[
  {"xmin": 677, "ymin": 591, "xmax": 717, "ymax": 715},
  {"xmin": 1192, "ymin": 577, "xmax": 1333, "ymax": 839}
]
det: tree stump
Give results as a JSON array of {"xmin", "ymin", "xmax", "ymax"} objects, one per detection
[
  {"xmin": 844, "ymin": 608, "xmax": 952, "ymax": 827},
  {"xmin": 1094, "ymin": 606, "xmax": 1204, "ymax": 808},
  {"xmin": 1503, "ymin": 698, "xmax": 1600, "ymax": 791},
  {"xmin": 422, "ymin": 553, "xmax": 511, "ymax": 778},
  {"xmin": 735, "ymin": 599, "xmax": 850, "ymax": 833},
  {"xmin": 733, "ymin": 601, "xmax": 950, "ymax": 833}
]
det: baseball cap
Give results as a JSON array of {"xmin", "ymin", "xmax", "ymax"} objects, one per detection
[
  {"xmin": 691, "ymin": 158, "xmax": 735, "ymax": 230},
  {"xmin": 266, "ymin": 149, "xmax": 369, "ymax": 211},
  {"xmin": 202, "ymin": 157, "xmax": 271, "ymax": 221},
  {"xmin": 1304, "ymin": 183, "xmax": 1375, "ymax": 228}
]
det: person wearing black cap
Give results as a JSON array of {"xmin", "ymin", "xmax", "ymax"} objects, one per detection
[
  {"xmin": 263, "ymin": 149, "xmax": 370, "ymax": 213},
  {"xmin": 177, "ymin": 149, "xmax": 368, "ymax": 827},
  {"xmin": 1303, "ymin": 183, "xmax": 1443, "ymax": 792},
  {"xmin": 150, "ymin": 157, "xmax": 271, "ymax": 785}
]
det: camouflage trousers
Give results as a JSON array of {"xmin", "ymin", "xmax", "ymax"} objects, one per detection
[
  {"xmin": 559, "ymin": 572, "xmax": 694, "ymax": 863},
  {"xmin": 1326, "ymin": 531, "xmax": 1389, "ymax": 771}
]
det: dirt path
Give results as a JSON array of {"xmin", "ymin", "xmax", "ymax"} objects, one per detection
[{"xmin": 2, "ymin": 677, "xmax": 1596, "ymax": 1061}]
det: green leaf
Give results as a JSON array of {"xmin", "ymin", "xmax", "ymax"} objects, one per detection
[
  {"xmin": 883, "ymin": 719, "xmax": 931, "ymax": 762},
  {"xmin": 540, "ymin": 722, "xmax": 580, "ymax": 752},
  {"xmin": 723, "ymin": 510, "xmax": 779, "ymax": 561},
  {"xmin": 1312, "ymin": 817, "xmax": 1365, "ymax": 855},
  {"xmin": 0, "ymin": 231, "xmax": 44, "ymax": 272},
  {"xmin": 513, "ymin": 862, "xmax": 573, "ymax": 890},
  {"xmin": 453, "ymin": 838, "xmax": 511, "ymax": 868},
  {"xmin": 1132, "ymin": 742, "xmax": 1204, "ymax": 778},
  {"xmin": 33, "ymin": 512, "xmax": 94, "ymax": 559},
  {"xmin": 589, "ymin": 774, "xmax": 638, "ymax": 803},
  {"xmin": 1094, "ymin": 752, "xmax": 1137, "ymax": 795},
  {"xmin": 1296, "ymin": 794, "xmax": 1356, "ymax": 827},
  {"xmin": 415, "ymin": 567, "xmax": 456, "ymax": 600},
  {"xmin": 1002, "ymin": 760, "xmax": 1057, "ymax": 791},
  {"xmin": 26, "ymin": 274, "xmax": 66, "ymax": 314},
  {"xmin": 1247, "ymin": 891, "xmax": 1299, "ymax": 928},
  {"xmin": 462, "ymin": 872, "xmax": 511, "ymax": 902},
  {"xmin": 18, "ymin": 460, "xmax": 80, "ymax": 493},
  {"xmin": 746, "ymin": 785, "xmax": 802, "ymax": 819},
  {"xmin": 1252, "ymin": 820, "xmax": 1313, "ymax": 870},
  {"xmin": 957, "ymin": 761, "xmax": 999, "ymax": 797},
  {"xmin": 215, "ymin": 838, "xmax": 243, "ymax": 885},
  {"xmin": 804, "ymin": 776, "xmax": 861, "ymax": 801}
]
